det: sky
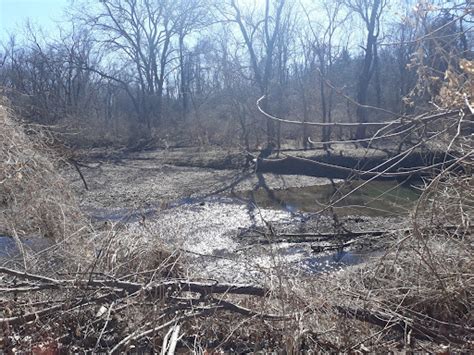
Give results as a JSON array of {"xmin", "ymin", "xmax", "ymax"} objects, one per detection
[{"xmin": 0, "ymin": 0, "xmax": 70, "ymax": 41}]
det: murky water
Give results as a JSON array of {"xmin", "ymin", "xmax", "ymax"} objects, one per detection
[
  {"xmin": 0, "ymin": 235, "xmax": 52, "ymax": 260},
  {"xmin": 88, "ymin": 180, "xmax": 420, "ymax": 223},
  {"xmin": 0, "ymin": 235, "xmax": 17, "ymax": 257},
  {"xmin": 300, "ymin": 250, "xmax": 376, "ymax": 274},
  {"xmin": 1, "ymin": 180, "xmax": 414, "ymax": 279},
  {"xmin": 80, "ymin": 180, "xmax": 416, "ymax": 280},
  {"xmin": 237, "ymin": 180, "xmax": 420, "ymax": 217},
  {"xmin": 103, "ymin": 196, "xmax": 390, "ymax": 281}
]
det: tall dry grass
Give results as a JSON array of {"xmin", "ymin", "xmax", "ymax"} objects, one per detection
[{"xmin": 0, "ymin": 97, "xmax": 83, "ymax": 241}]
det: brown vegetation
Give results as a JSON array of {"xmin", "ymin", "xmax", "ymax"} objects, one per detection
[
  {"xmin": 0, "ymin": 0, "xmax": 473, "ymax": 353},
  {"xmin": 0, "ymin": 100, "xmax": 83, "ymax": 241},
  {"xmin": 0, "ymin": 100, "xmax": 472, "ymax": 352}
]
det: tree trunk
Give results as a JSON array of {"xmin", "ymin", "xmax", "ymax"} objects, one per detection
[{"xmin": 355, "ymin": 0, "xmax": 381, "ymax": 140}]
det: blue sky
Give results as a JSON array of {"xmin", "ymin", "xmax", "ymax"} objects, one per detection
[{"xmin": 0, "ymin": 0, "xmax": 70, "ymax": 40}]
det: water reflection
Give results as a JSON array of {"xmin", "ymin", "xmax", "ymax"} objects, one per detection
[
  {"xmin": 301, "ymin": 250, "xmax": 368, "ymax": 274},
  {"xmin": 240, "ymin": 179, "xmax": 420, "ymax": 217},
  {"xmin": 0, "ymin": 235, "xmax": 52, "ymax": 259}
]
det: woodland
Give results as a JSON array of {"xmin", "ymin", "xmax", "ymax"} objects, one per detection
[{"xmin": 0, "ymin": 0, "xmax": 473, "ymax": 353}]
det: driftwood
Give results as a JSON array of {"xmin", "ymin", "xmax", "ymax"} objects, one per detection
[
  {"xmin": 241, "ymin": 229, "xmax": 387, "ymax": 245},
  {"xmin": 0, "ymin": 266, "xmax": 291, "ymax": 353},
  {"xmin": 241, "ymin": 225, "xmax": 470, "ymax": 246}
]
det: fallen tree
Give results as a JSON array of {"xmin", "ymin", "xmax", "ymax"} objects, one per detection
[{"xmin": 251, "ymin": 151, "xmax": 457, "ymax": 180}]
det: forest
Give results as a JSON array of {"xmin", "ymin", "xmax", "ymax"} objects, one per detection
[{"xmin": 0, "ymin": 0, "xmax": 473, "ymax": 353}]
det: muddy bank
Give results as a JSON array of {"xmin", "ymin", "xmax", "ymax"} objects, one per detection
[
  {"xmin": 68, "ymin": 147, "xmax": 420, "ymax": 211},
  {"xmin": 66, "ymin": 149, "xmax": 332, "ymax": 210},
  {"xmin": 57, "ymin": 147, "xmax": 415, "ymax": 282},
  {"xmin": 74, "ymin": 144, "xmax": 454, "ymax": 183}
]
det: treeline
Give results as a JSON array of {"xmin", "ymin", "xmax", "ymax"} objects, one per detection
[{"xmin": 0, "ymin": 0, "xmax": 471, "ymax": 147}]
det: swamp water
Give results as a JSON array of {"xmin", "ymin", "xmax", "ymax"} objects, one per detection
[
  {"xmin": 237, "ymin": 180, "xmax": 421, "ymax": 217},
  {"xmin": 1, "ymin": 180, "xmax": 419, "ymax": 280},
  {"xmin": 0, "ymin": 235, "xmax": 52, "ymax": 259}
]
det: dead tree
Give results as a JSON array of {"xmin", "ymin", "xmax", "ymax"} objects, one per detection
[
  {"xmin": 83, "ymin": 0, "xmax": 178, "ymax": 130},
  {"xmin": 225, "ymin": 0, "xmax": 288, "ymax": 147},
  {"xmin": 344, "ymin": 0, "xmax": 387, "ymax": 140}
]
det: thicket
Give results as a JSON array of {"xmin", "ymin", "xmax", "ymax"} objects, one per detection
[
  {"xmin": 0, "ymin": 0, "xmax": 471, "ymax": 148},
  {"xmin": 0, "ymin": 0, "xmax": 472, "ymax": 353},
  {"xmin": 0, "ymin": 99, "xmax": 83, "ymax": 241}
]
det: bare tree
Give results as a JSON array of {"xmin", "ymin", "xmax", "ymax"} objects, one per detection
[
  {"xmin": 386, "ymin": 0, "xmax": 418, "ymax": 114},
  {"xmin": 223, "ymin": 0, "xmax": 288, "ymax": 147},
  {"xmin": 81, "ymin": 0, "xmax": 178, "ymax": 130},
  {"xmin": 0, "ymin": 24, "xmax": 98, "ymax": 124},
  {"xmin": 175, "ymin": 0, "xmax": 211, "ymax": 121},
  {"xmin": 304, "ymin": 0, "xmax": 348, "ymax": 147},
  {"xmin": 344, "ymin": 0, "xmax": 387, "ymax": 140}
]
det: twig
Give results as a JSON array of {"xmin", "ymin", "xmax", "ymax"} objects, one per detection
[
  {"xmin": 257, "ymin": 95, "xmax": 460, "ymax": 128},
  {"xmin": 0, "ymin": 268, "xmax": 269, "ymax": 297},
  {"xmin": 0, "ymin": 267, "xmax": 61, "ymax": 284},
  {"xmin": 210, "ymin": 297, "xmax": 292, "ymax": 320},
  {"xmin": 94, "ymin": 301, "xmax": 115, "ymax": 351},
  {"xmin": 166, "ymin": 324, "xmax": 182, "ymax": 355},
  {"xmin": 0, "ymin": 304, "xmax": 63, "ymax": 325},
  {"xmin": 69, "ymin": 158, "xmax": 89, "ymax": 191},
  {"xmin": 109, "ymin": 312, "xmax": 201, "ymax": 354},
  {"xmin": 464, "ymin": 94, "xmax": 474, "ymax": 115},
  {"xmin": 258, "ymin": 95, "xmax": 398, "ymax": 127}
]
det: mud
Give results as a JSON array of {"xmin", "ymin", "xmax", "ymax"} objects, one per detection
[
  {"xmin": 57, "ymin": 148, "xmax": 413, "ymax": 281},
  {"xmin": 66, "ymin": 148, "xmax": 332, "ymax": 210},
  {"xmin": 0, "ymin": 147, "xmax": 416, "ymax": 279}
]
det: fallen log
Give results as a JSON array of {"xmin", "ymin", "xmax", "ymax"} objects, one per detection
[
  {"xmin": 0, "ymin": 267, "xmax": 269, "ymax": 299},
  {"xmin": 252, "ymin": 152, "xmax": 455, "ymax": 180},
  {"xmin": 241, "ymin": 224, "xmax": 470, "ymax": 245},
  {"xmin": 240, "ymin": 229, "xmax": 388, "ymax": 245}
]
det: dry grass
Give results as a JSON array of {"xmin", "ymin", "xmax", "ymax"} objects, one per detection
[
  {"xmin": 0, "ymin": 95, "xmax": 472, "ymax": 352},
  {"xmin": 319, "ymin": 147, "xmax": 474, "ymax": 351},
  {"xmin": 334, "ymin": 230, "xmax": 472, "ymax": 337},
  {"xmin": 0, "ymin": 98, "xmax": 83, "ymax": 241}
]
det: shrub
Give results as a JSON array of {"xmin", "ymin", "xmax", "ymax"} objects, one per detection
[{"xmin": 0, "ymin": 98, "xmax": 83, "ymax": 240}]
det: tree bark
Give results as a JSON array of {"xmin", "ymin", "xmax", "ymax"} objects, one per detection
[{"xmin": 355, "ymin": 0, "xmax": 382, "ymax": 140}]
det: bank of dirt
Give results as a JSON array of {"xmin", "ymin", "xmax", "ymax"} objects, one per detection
[
  {"xmin": 62, "ymin": 147, "xmax": 412, "ymax": 282},
  {"xmin": 2, "ymin": 144, "xmax": 471, "ymax": 353}
]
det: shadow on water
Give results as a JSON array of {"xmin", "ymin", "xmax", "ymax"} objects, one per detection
[
  {"xmin": 301, "ymin": 250, "xmax": 372, "ymax": 274},
  {"xmin": 280, "ymin": 243, "xmax": 378, "ymax": 274},
  {"xmin": 244, "ymin": 172, "xmax": 309, "ymax": 227},
  {"xmin": 238, "ymin": 179, "xmax": 421, "ymax": 217},
  {"xmin": 0, "ymin": 235, "xmax": 52, "ymax": 259}
]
